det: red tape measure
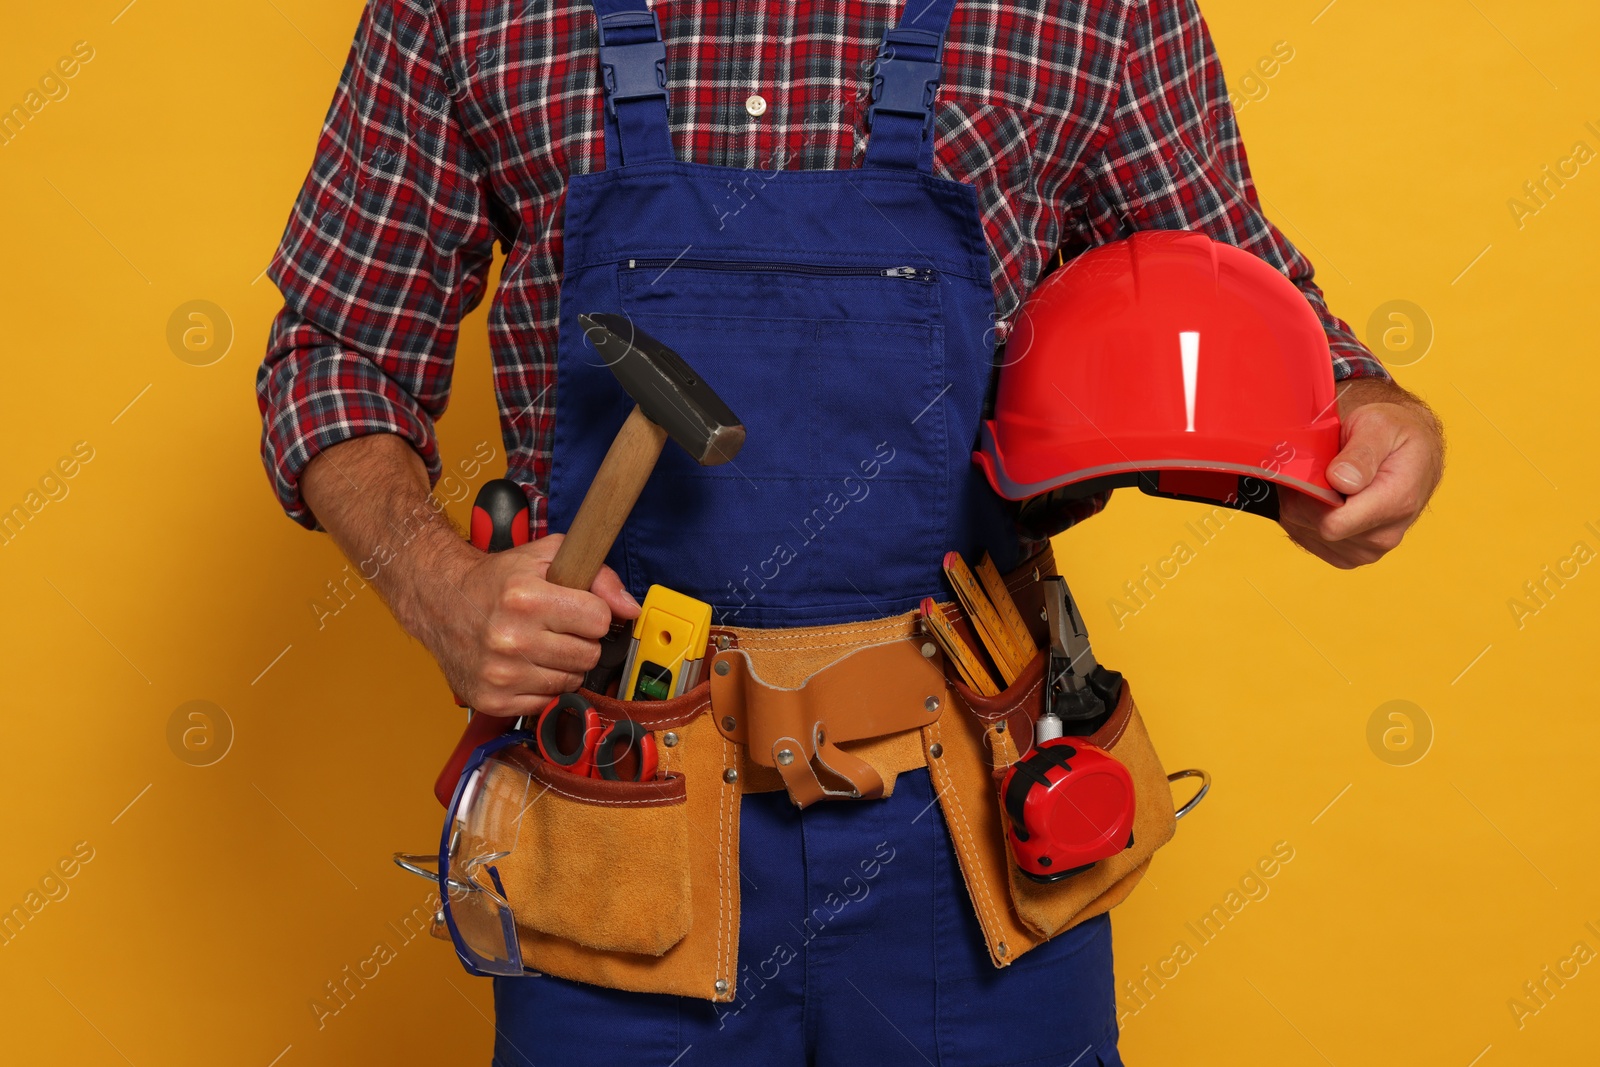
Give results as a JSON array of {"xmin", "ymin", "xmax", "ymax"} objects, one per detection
[{"xmin": 1001, "ymin": 738, "xmax": 1136, "ymax": 882}]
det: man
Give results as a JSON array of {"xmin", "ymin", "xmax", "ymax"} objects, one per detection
[{"xmin": 257, "ymin": 0, "xmax": 1444, "ymax": 1062}]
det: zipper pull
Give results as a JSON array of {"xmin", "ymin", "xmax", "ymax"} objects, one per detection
[{"xmin": 883, "ymin": 266, "xmax": 932, "ymax": 281}]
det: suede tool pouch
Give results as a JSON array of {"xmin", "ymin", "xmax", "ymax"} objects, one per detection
[
  {"xmin": 489, "ymin": 742, "xmax": 692, "ymax": 957},
  {"xmin": 501, "ymin": 683, "xmax": 746, "ymax": 1002},
  {"xmin": 930, "ymin": 650, "xmax": 1177, "ymax": 964}
]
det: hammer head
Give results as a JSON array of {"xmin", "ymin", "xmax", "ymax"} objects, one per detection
[{"xmin": 579, "ymin": 313, "xmax": 746, "ymax": 466}]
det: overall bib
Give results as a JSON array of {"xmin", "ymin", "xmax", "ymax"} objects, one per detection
[
  {"xmin": 497, "ymin": 0, "xmax": 1124, "ymax": 1061},
  {"xmin": 545, "ymin": 0, "xmax": 1021, "ymax": 628}
]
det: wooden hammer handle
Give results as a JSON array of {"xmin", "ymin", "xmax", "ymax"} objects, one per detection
[{"xmin": 545, "ymin": 405, "xmax": 669, "ymax": 590}]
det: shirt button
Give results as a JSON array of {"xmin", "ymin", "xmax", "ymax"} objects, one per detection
[{"xmin": 745, "ymin": 93, "xmax": 768, "ymax": 118}]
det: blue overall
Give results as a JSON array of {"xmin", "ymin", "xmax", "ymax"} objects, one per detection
[{"xmin": 497, "ymin": 0, "xmax": 1124, "ymax": 1060}]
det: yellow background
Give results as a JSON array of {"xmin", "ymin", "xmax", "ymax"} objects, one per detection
[{"xmin": 2, "ymin": 1, "xmax": 1596, "ymax": 1063}]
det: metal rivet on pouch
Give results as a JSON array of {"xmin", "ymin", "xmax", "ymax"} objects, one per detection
[
  {"xmin": 994, "ymin": 722, "xmax": 1006, "ymax": 734},
  {"xmin": 920, "ymin": 642, "xmax": 937, "ymax": 658},
  {"xmin": 715, "ymin": 979, "xmax": 730, "ymax": 995},
  {"xmin": 716, "ymin": 634, "xmax": 732, "ymax": 651},
  {"xmin": 997, "ymin": 942, "xmax": 1009, "ymax": 958},
  {"xmin": 929, "ymin": 743, "xmax": 943, "ymax": 758},
  {"xmin": 924, "ymin": 695, "xmax": 940, "ymax": 712},
  {"xmin": 722, "ymin": 715, "xmax": 737, "ymax": 731},
  {"xmin": 776, "ymin": 748, "xmax": 795, "ymax": 766},
  {"xmin": 663, "ymin": 732, "xmax": 679, "ymax": 748},
  {"xmin": 723, "ymin": 768, "xmax": 739, "ymax": 784},
  {"xmin": 715, "ymin": 660, "xmax": 731, "ymax": 676}
]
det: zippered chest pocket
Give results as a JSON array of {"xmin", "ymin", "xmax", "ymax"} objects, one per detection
[
  {"xmin": 625, "ymin": 258, "xmax": 935, "ymax": 283},
  {"xmin": 619, "ymin": 258, "xmax": 945, "ymax": 476},
  {"xmin": 612, "ymin": 257, "xmax": 953, "ymax": 622}
]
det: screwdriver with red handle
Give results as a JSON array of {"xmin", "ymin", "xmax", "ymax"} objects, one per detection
[{"xmin": 432, "ymin": 479, "xmax": 532, "ymax": 806}]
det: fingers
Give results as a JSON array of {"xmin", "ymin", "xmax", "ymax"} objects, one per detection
[
  {"xmin": 1327, "ymin": 404, "xmax": 1401, "ymax": 494},
  {"xmin": 475, "ymin": 623, "xmax": 592, "ymax": 702},
  {"xmin": 1282, "ymin": 526, "xmax": 1354, "ymax": 569},
  {"xmin": 1279, "ymin": 500, "xmax": 1361, "ymax": 569},
  {"xmin": 1276, "ymin": 486, "xmax": 1333, "ymax": 534},
  {"xmin": 440, "ymin": 530, "xmax": 634, "ymax": 714},
  {"xmin": 590, "ymin": 565, "xmax": 642, "ymax": 620},
  {"xmin": 535, "ymin": 583, "xmax": 616, "ymax": 640},
  {"xmin": 1283, "ymin": 521, "xmax": 1398, "ymax": 570},
  {"xmin": 514, "ymin": 628, "xmax": 606, "ymax": 674},
  {"xmin": 470, "ymin": 671, "xmax": 586, "ymax": 719},
  {"xmin": 509, "ymin": 534, "xmax": 627, "ymax": 634},
  {"xmin": 461, "ymin": 555, "xmax": 611, "ymax": 710},
  {"xmin": 1280, "ymin": 474, "xmax": 1418, "ymax": 568},
  {"xmin": 1319, "ymin": 416, "xmax": 1438, "ymax": 543},
  {"xmin": 1278, "ymin": 405, "xmax": 1433, "ymax": 568},
  {"xmin": 1277, "ymin": 483, "xmax": 1402, "ymax": 569},
  {"xmin": 490, "ymin": 566, "xmax": 611, "ymax": 639},
  {"xmin": 466, "ymin": 632, "xmax": 594, "ymax": 717},
  {"xmin": 483, "ymin": 620, "xmax": 596, "ymax": 672},
  {"xmin": 1314, "ymin": 465, "xmax": 1414, "ymax": 543}
]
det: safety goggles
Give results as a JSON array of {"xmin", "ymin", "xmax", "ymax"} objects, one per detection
[{"xmin": 396, "ymin": 730, "xmax": 543, "ymax": 977}]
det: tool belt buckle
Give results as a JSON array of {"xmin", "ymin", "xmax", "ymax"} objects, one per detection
[{"xmin": 709, "ymin": 639, "xmax": 947, "ymax": 809}]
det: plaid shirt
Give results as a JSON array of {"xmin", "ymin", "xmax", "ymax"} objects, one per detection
[{"xmin": 258, "ymin": 0, "xmax": 1388, "ymax": 532}]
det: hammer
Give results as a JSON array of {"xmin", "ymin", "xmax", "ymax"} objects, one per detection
[
  {"xmin": 548, "ymin": 313, "xmax": 746, "ymax": 588},
  {"xmin": 433, "ymin": 314, "xmax": 744, "ymax": 804}
]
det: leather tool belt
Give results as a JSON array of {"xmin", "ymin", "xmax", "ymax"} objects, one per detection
[{"xmin": 428, "ymin": 545, "xmax": 1178, "ymax": 1002}]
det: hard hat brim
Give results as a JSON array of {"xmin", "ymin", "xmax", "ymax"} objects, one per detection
[{"xmin": 976, "ymin": 421, "xmax": 1344, "ymax": 510}]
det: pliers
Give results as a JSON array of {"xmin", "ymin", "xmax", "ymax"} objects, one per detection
[{"xmin": 1041, "ymin": 576, "xmax": 1124, "ymax": 728}]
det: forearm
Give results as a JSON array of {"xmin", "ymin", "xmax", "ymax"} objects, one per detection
[{"xmin": 299, "ymin": 432, "xmax": 476, "ymax": 649}]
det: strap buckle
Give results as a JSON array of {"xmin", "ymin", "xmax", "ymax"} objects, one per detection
[
  {"xmin": 868, "ymin": 27, "xmax": 943, "ymax": 123},
  {"xmin": 709, "ymin": 642, "xmax": 945, "ymax": 809},
  {"xmin": 597, "ymin": 10, "xmax": 669, "ymax": 119}
]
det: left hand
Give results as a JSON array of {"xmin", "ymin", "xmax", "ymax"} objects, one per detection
[{"xmin": 1278, "ymin": 378, "xmax": 1445, "ymax": 569}]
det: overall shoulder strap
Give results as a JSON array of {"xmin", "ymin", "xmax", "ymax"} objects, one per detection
[
  {"xmin": 863, "ymin": 0, "xmax": 961, "ymax": 172},
  {"xmin": 590, "ymin": 0, "xmax": 675, "ymax": 167}
]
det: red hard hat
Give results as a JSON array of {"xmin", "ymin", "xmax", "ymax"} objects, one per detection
[{"xmin": 976, "ymin": 231, "xmax": 1343, "ymax": 535}]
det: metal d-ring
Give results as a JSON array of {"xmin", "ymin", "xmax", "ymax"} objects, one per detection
[{"xmin": 1168, "ymin": 768, "xmax": 1211, "ymax": 820}]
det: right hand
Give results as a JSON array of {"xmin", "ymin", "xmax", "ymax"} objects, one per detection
[{"xmin": 424, "ymin": 532, "xmax": 641, "ymax": 718}]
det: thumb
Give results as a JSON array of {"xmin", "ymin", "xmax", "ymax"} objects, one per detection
[
  {"xmin": 1327, "ymin": 406, "xmax": 1399, "ymax": 494},
  {"xmin": 521, "ymin": 531, "xmax": 564, "ymax": 562},
  {"xmin": 590, "ymin": 564, "xmax": 642, "ymax": 620}
]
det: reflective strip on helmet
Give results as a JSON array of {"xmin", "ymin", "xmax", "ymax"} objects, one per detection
[{"xmin": 978, "ymin": 423, "xmax": 1342, "ymax": 508}]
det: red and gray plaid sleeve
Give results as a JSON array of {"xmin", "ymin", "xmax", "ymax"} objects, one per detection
[
  {"xmin": 1063, "ymin": 0, "xmax": 1390, "ymax": 383},
  {"xmin": 255, "ymin": 0, "xmax": 498, "ymax": 530}
]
